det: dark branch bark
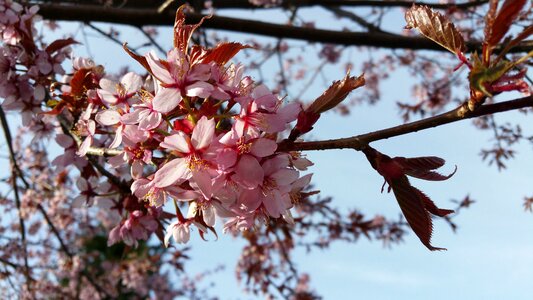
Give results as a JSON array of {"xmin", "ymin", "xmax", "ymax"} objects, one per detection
[
  {"xmin": 278, "ymin": 96, "xmax": 533, "ymax": 152},
  {"xmin": 33, "ymin": 0, "xmax": 490, "ymax": 10},
  {"xmin": 35, "ymin": 4, "xmax": 533, "ymax": 53}
]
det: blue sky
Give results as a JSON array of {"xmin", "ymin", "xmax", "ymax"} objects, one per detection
[{"xmin": 8, "ymin": 5, "xmax": 533, "ymax": 299}]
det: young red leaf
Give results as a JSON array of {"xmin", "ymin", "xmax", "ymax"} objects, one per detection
[
  {"xmin": 487, "ymin": 0, "xmax": 527, "ymax": 46},
  {"xmin": 288, "ymin": 73, "xmax": 364, "ymax": 141},
  {"xmin": 398, "ymin": 156, "xmax": 457, "ymax": 181},
  {"xmin": 173, "ymin": 5, "xmax": 210, "ymax": 54},
  {"xmin": 45, "ymin": 37, "xmax": 78, "ymax": 55},
  {"xmin": 413, "ymin": 186, "xmax": 454, "ymax": 217},
  {"xmin": 390, "ymin": 176, "xmax": 447, "ymax": 251},
  {"xmin": 363, "ymin": 146, "xmax": 455, "ymax": 251},
  {"xmin": 306, "ymin": 73, "xmax": 365, "ymax": 114},
  {"xmin": 495, "ymin": 25, "xmax": 533, "ymax": 64},
  {"xmin": 396, "ymin": 156, "xmax": 445, "ymax": 171},
  {"xmin": 123, "ymin": 43, "xmax": 153, "ymax": 76},
  {"xmin": 200, "ymin": 42, "xmax": 254, "ymax": 65},
  {"xmin": 405, "ymin": 5, "xmax": 465, "ymax": 55}
]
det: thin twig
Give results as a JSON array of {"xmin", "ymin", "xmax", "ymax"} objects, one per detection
[
  {"xmin": 137, "ymin": 26, "xmax": 166, "ymax": 55},
  {"xmin": 325, "ymin": 6, "xmax": 388, "ymax": 34},
  {"xmin": 57, "ymin": 115, "xmax": 129, "ymax": 190}
]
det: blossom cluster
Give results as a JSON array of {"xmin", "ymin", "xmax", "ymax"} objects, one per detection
[
  {"xmin": 0, "ymin": 0, "xmax": 70, "ymax": 127},
  {"xmin": 47, "ymin": 8, "xmax": 314, "ymax": 248}
]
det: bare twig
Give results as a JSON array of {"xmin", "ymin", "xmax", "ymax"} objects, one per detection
[
  {"xmin": 138, "ymin": 26, "xmax": 166, "ymax": 55},
  {"xmin": 325, "ymin": 6, "xmax": 387, "ymax": 34}
]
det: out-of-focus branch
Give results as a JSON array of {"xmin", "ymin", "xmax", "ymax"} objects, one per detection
[
  {"xmin": 0, "ymin": 106, "xmax": 32, "ymax": 290},
  {"xmin": 35, "ymin": 4, "xmax": 533, "ymax": 53},
  {"xmin": 325, "ymin": 6, "xmax": 387, "ymax": 33},
  {"xmin": 32, "ymin": 0, "xmax": 490, "ymax": 10},
  {"xmin": 0, "ymin": 107, "xmax": 111, "ymax": 298},
  {"xmin": 278, "ymin": 96, "xmax": 533, "ymax": 152}
]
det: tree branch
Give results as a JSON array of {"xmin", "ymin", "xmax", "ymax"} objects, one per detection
[
  {"xmin": 57, "ymin": 116, "xmax": 129, "ymax": 190},
  {"xmin": 34, "ymin": 0, "xmax": 490, "ymax": 10},
  {"xmin": 0, "ymin": 106, "xmax": 32, "ymax": 291},
  {"xmin": 0, "ymin": 107, "xmax": 112, "ymax": 298},
  {"xmin": 278, "ymin": 96, "xmax": 533, "ymax": 152},
  {"xmin": 35, "ymin": 3, "xmax": 533, "ymax": 53}
]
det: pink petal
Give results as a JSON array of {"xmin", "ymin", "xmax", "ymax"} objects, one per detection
[
  {"xmin": 263, "ymin": 190, "xmax": 283, "ymax": 218},
  {"xmin": 146, "ymin": 51, "xmax": 174, "ymax": 83},
  {"xmin": 99, "ymin": 78, "xmax": 116, "ymax": 93},
  {"xmin": 55, "ymin": 134, "xmax": 73, "ymax": 148},
  {"xmin": 138, "ymin": 111, "xmax": 162, "ymax": 131},
  {"xmin": 191, "ymin": 169, "xmax": 213, "ymax": 199},
  {"xmin": 95, "ymin": 110, "xmax": 121, "ymax": 126},
  {"xmin": 121, "ymin": 72, "xmax": 143, "ymax": 94},
  {"xmin": 77, "ymin": 136, "xmax": 92, "ymax": 156},
  {"xmin": 130, "ymin": 159, "xmax": 143, "ymax": 179},
  {"xmin": 160, "ymin": 132, "xmax": 190, "ymax": 153},
  {"xmin": 262, "ymin": 154, "xmax": 290, "ymax": 176},
  {"xmin": 238, "ymin": 188, "xmax": 262, "ymax": 212},
  {"xmin": 76, "ymin": 177, "xmax": 88, "ymax": 190},
  {"xmin": 109, "ymin": 125, "xmax": 123, "ymax": 148},
  {"xmin": 250, "ymin": 138, "xmax": 277, "ymax": 157},
  {"xmin": 278, "ymin": 101, "xmax": 301, "ymax": 123},
  {"xmin": 131, "ymin": 178, "xmax": 152, "ymax": 198},
  {"xmin": 231, "ymin": 155, "xmax": 264, "ymax": 189},
  {"xmin": 121, "ymin": 108, "xmax": 145, "ymax": 125},
  {"xmin": 152, "ymin": 87, "xmax": 181, "ymax": 113},
  {"xmin": 216, "ymin": 148, "xmax": 237, "ymax": 170},
  {"xmin": 191, "ymin": 116, "xmax": 215, "ymax": 150},
  {"xmin": 97, "ymin": 89, "xmax": 118, "ymax": 105},
  {"xmin": 271, "ymin": 169, "xmax": 299, "ymax": 186},
  {"xmin": 153, "ymin": 158, "xmax": 189, "ymax": 188},
  {"xmin": 185, "ymin": 81, "xmax": 214, "ymax": 98},
  {"xmin": 202, "ymin": 205, "xmax": 216, "ymax": 227},
  {"xmin": 188, "ymin": 63, "xmax": 211, "ymax": 81}
]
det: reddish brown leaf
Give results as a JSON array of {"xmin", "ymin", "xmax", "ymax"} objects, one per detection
[
  {"xmin": 70, "ymin": 68, "xmax": 94, "ymax": 97},
  {"xmin": 413, "ymin": 187, "xmax": 454, "ymax": 217},
  {"xmin": 123, "ymin": 43, "xmax": 153, "ymax": 76},
  {"xmin": 487, "ymin": 0, "xmax": 527, "ymax": 46},
  {"xmin": 390, "ymin": 176, "xmax": 445, "ymax": 251},
  {"xmin": 495, "ymin": 25, "xmax": 533, "ymax": 63},
  {"xmin": 201, "ymin": 42, "xmax": 254, "ymax": 65},
  {"xmin": 288, "ymin": 110, "xmax": 321, "ymax": 141},
  {"xmin": 397, "ymin": 156, "xmax": 445, "ymax": 171},
  {"xmin": 46, "ymin": 37, "xmax": 78, "ymax": 54},
  {"xmin": 307, "ymin": 73, "xmax": 365, "ymax": 114},
  {"xmin": 405, "ymin": 5, "xmax": 465, "ymax": 55},
  {"xmin": 403, "ymin": 167, "xmax": 457, "ymax": 181},
  {"xmin": 173, "ymin": 5, "xmax": 211, "ymax": 54},
  {"xmin": 363, "ymin": 146, "xmax": 454, "ymax": 250}
]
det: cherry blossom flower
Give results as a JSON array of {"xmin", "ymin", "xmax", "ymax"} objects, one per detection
[
  {"xmin": 146, "ymin": 49, "xmax": 213, "ymax": 113},
  {"xmin": 237, "ymin": 154, "xmax": 299, "ymax": 218},
  {"xmin": 75, "ymin": 119, "xmax": 95, "ymax": 156},
  {"xmin": 97, "ymin": 72, "xmax": 142, "ymax": 106},
  {"xmin": 108, "ymin": 209, "xmax": 159, "ymax": 247},
  {"xmin": 153, "ymin": 116, "xmax": 217, "ymax": 189}
]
